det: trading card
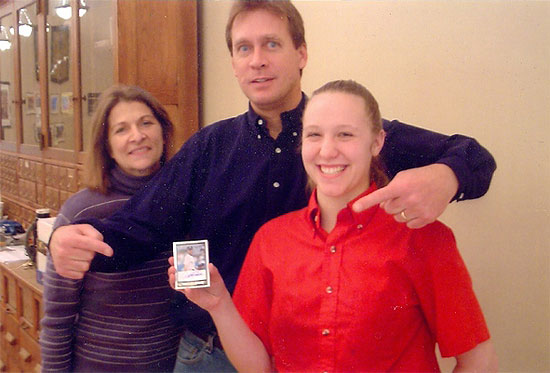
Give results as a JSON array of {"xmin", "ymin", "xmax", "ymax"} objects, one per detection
[{"xmin": 172, "ymin": 239, "xmax": 210, "ymax": 289}]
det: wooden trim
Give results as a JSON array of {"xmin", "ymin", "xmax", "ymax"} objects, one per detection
[
  {"xmin": 70, "ymin": 0, "xmax": 81, "ymax": 159},
  {"xmin": 77, "ymin": 149, "xmax": 84, "ymax": 164},
  {"xmin": 0, "ymin": 0, "xmax": 11, "ymax": 17},
  {"xmin": 0, "ymin": 3, "xmax": 14, "ymax": 144},
  {"xmin": 36, "ymin": 0, "xmax": 48, "ymax": 149},
  {"xmin": 18, "ymin": 142, "xmax": 41, "ymax": 157},
  {"xmin": 14, "ymin": 0, "xmax": 36, "ymax": 9},
  {"xmin": 41, "ymin": 147, "xmax": 74, "ymax": 163},
  {"xmin": 12, "ymin": 9, "xmax": 22, "ymax": 149},
  {"xmin": 114, "ymin": 0, "xmax": 137, "ymax": 84},
  {"xmin": 0, "ymin": 141, "xmax": 16, "ymax": 152},
  {"xmin": 177, "ymin": 0, "xmax": 199, "ymax": 144}
]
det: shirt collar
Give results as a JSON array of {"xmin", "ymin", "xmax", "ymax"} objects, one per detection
[
  {"xmin": 306, "ymin": 182, "xmax": 380, "ymax": 236},
  {"xmin": 246, "ymin": 93, "xmax": 307, "ymax": 134}
]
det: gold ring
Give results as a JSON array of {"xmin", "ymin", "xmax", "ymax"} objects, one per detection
[{"xmin": 400, "ymin": 211, "xmax": 408, "ymax": 220}]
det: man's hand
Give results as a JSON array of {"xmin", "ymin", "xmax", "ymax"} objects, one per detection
[
  {"xmin": 353, "ymin": 164, "xmax": 459, "ymax": 229},
  {"xmin": 49, "ymin": 224, "xmax": 113, "ymax": 279}
]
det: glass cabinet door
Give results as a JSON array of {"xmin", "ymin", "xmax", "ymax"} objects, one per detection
[
  {"xmin": 19, "ymin": 3, "xmax": 40, "ymax": 147},
  {"xmin": 0, "ymin": 13, "xmax": 15, "ymax": 142},
  {"xmin": 47, "ymin": 0, "xmax": 73, "ymax": 150},
  {"xmin": 80, "ymin": 0, "xmax": 113, "ymax": 152}
]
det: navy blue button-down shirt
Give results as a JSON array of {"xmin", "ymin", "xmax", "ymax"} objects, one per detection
[{"xmin": 87, "ymin": 94, "xmax": 496, "ymax": 331}]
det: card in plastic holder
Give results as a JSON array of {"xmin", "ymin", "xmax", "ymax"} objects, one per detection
[{"xmin": 173, "ymin": 239, "xmax": 210, "ymax": 289}]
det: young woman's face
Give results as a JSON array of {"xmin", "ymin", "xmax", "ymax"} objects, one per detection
[
  {"xmin": 301, "ymin": 91, "xmax": 384, "ymax": 205},
  {"xmin": 107, "ymin": 101, "xmax": 164, "ymax": 177}
]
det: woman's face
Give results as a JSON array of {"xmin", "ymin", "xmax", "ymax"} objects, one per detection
[
  {"xmin": 107, "ymin": 101, "xmax": 164, "ymax": 177},
  {"xmin": 301, "ymin": 91, "xmax": 384, "ymax": 205}
]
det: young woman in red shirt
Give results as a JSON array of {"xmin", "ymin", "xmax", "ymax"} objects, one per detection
[{"xmin": 168, "ymin": 80, "xmax": 498, "ymax": 372}]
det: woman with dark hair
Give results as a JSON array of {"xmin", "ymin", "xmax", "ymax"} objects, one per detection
[
  {"xmin": 170, "ymin": 80, "xmax": 497, "ymax": 372},
  {"xmin": 40, "ymin": 85, "xmax": 182, "ymax": 372}
]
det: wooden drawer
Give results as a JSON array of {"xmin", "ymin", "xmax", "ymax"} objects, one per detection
[
  {"xmin": 0, "ymin": 262, "xmax": 44, "ymax": 371},
  {"xmin": 20, "ymin": 285, "xmax": 42, "ymax": 340},
  {"xmin": 0, "ymin": 267, "xmax": 4, "ymax": 304},
  {"xmin": 2, "ymin": 313, "xmax": 21, "ymax": 372},
  {"xmin": 0, "ymin": 306, "xmax": 6, "ymax": 369},
  {"xmin": 1, "ymin": 267, "xmax": 18, "ymax": 311},
  {"xmin": 20, "ymin": 328, "xmax": 41, "ymax": 373}
]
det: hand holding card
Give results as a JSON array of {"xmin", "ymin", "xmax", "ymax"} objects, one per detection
[{"xmin": 168, "ymin": 257, "xmax": 230, "ymax": 314}]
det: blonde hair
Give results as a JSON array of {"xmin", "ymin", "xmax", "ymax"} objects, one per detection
[{"xmin": 84, "ymin": 85, "xmax": 174, "ymax": 194}]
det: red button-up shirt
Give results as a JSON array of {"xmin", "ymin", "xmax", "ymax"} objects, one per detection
[{"xmin": 233, "ymin": 184, "xmax": 489, "ymax": 372}]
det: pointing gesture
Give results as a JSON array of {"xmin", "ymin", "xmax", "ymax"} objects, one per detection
[
  {"xmin": 49, "ymin": 224, "xmax": 114, "ymax": 279},
  {"xmin": 352, "ymin": 164, "xmax": 459, "ymax": 229}
]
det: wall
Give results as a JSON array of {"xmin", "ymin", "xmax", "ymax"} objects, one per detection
[{"xmin": 199, "ymin": 1, "xmax": 550, "ymax": 371}]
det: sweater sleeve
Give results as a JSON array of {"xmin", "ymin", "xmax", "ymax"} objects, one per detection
[
  {"xmin": 381, "ymin": 119, "xmax": 496, "ymax": 201},
  {"xmin": 39, "ymin": 255, "xmax": 83, "ymax": 372},
  {"xmin": 40, "ymin": 193, "xmax": 87, "ymax": 371}
]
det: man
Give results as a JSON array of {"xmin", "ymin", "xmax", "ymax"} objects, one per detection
[{"xmin": 49, "ymin": 1, "xmax": 496, "ymax": 371}]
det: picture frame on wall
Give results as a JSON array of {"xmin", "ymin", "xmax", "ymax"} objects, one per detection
[
  {"xmin": 87, "ymin": 92, "xmax": 100, "ymax": 116},
  {"xmin": 33, "ymin": 25, "xmax": 39, "ymax": 81},
  {"xmin": 34, "ymin": 121, "xmax": 41, "ymax": 144},
  {"xmin": 1, "ymin": 82, "xmax": 11, "ymax": 127},
  {"xmin": 25, "ymin": 92, "xmax": 35, "ymax": 115},
  {"xmin": 51, "ymin": 122, "xmax": 65, "ymax": 146},
  {"xmin": 50, "ymin": 95, "xmax": 60, "ymax": 114},
  {"xmin": 61, "ymin": 92, "xmax": 73, "ymax": 114},
  {"xmin": 50, "ymin": 25, "xmax": 70, "ymax": 84},
  {"xmin": 34, "ymin": 93, "xmax": 41, "ymax": 114}
]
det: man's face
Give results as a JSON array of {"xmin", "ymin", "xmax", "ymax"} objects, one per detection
[{"xmin": 230, "ymin": 9, "xmax": 307, "ymax": 114}]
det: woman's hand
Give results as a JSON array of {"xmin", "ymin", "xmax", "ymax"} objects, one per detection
[
  {"xmin": 168, "ymin": 259, "xmax": 230, "ymax": 312},
  {"xmin": 168, "ymin": 257, "xmax": 272, "ymax": 372}
]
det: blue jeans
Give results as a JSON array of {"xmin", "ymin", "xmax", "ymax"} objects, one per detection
[{"xmin": 173, "ymin": 330, "xmax": 237, "ymax": 372}]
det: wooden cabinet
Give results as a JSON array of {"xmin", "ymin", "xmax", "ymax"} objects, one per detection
[
  {"xmin": 0, "ymin": 0, "xmax": 199, "ymax": 224},
  {"xmin": 0, "ymin": 260, "xmax": 43, "ymax": 373}
]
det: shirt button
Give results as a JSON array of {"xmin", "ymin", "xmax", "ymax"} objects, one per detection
[
  {"xmin": 258, "ymin": 119, "xmax": 263, "ymax": 125},
  {"xmin": 273, "ymin": 182, "xmax": 280, "ymax": 188},
  {"xmin": 292, "ymin": 131, "xmax": 298, "ymax": 137},
  {"xmin": 322, "ymin": 329, "xmax": 330, "ymax": 336},
  {"xmin": 275, "ymin": 147, "xmax": 282, "ymax": 154},
  {"xmin": 330, "ymin": 246, "xmax": 336, "ymax": 253},
  {"xmin": 257, "ymin": 134, "xmax": 261, "ymax": 139},
  {"xmin": 357, "ymin": 224, "xmax": 363, "ymax": 230},
  {"xmin": 326, "ymin": 286, "xmax": 333, "ymax": 294}
]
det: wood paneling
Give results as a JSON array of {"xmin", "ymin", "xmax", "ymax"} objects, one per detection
[{"xmin": 116, "ymin": 0, "xmax": 199, "ymax": 149}]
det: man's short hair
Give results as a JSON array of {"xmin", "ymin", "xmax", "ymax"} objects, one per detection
[{"xmin": 225, "ymin": 0, "xmax": 306, "ymax": 55}]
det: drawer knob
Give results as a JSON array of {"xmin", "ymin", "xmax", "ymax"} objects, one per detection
[
  {"xmin": 20, "ymin": 319, "xmax": 31, "ymax": 330},
  {"xmin": 19, "ymin": 348, "xmax": 32, "ymax": 362},
  {"xmin": 5, "ymin": 332, "xmax": 16, "ymax": 345}
]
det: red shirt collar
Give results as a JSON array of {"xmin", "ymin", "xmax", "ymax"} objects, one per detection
[{"xmin": 306, "ymin": 182, "xmax": 380, "ymax": 237}]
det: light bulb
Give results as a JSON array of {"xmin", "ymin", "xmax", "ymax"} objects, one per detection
[
  {"xmin": 55, "ymin": 6, "xmax": 72, "ymax": 20},
  {"xmin": 19, "ymin": 24, "xmax": 32, "ymax": 37}
]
